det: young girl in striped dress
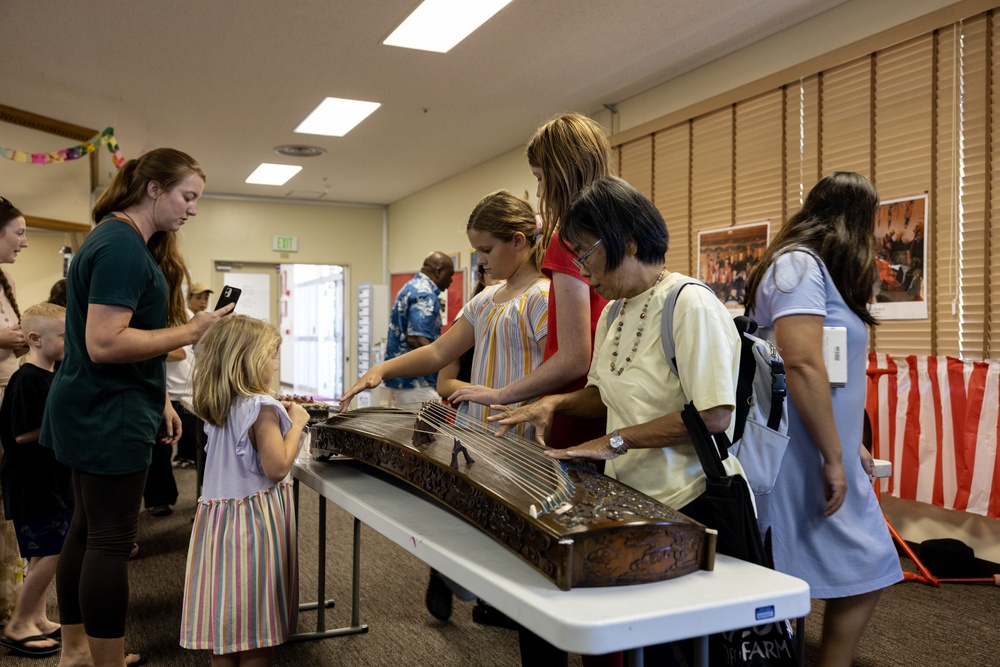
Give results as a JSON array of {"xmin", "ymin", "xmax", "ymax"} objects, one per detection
[
  {"xmin": 340, "ymin": 189, "xmax": 549, "ymax": 441},
  {"xmin": 180, "ymin": 315, "xmax": 309, "ymax": 665}
]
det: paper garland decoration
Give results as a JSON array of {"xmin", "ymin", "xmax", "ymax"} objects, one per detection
[{"xmin": 0, "ymin": 127, "xmax": 126, "ymax": 168}]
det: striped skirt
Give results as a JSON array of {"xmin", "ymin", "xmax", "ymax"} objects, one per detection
[{"xmin": 180, "ymin": 482, "xmax": 298, "ymax": 654}]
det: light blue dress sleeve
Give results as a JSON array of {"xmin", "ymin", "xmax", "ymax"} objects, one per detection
[{"xmin": 758, "ymin": 250, "xmax": 827, "ymax": 322}]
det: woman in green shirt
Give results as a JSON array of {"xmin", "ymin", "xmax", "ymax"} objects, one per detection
[{"xmin": 40, "ymin": 148, "xmax": 232, "ymax": 666}]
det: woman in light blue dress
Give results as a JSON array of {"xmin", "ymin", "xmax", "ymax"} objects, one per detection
[{"xmin": 745, "ymin": 172, "xmax": 902, "ymax": 667}]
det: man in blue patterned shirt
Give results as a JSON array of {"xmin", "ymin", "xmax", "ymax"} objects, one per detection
[{"xmin": 384, "ymin": 251, "xmax": 455, "ymax": 406}]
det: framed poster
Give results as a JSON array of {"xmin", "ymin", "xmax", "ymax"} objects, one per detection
[
  {"xmin": 390, "ymin": 270, "xmax": 467, "ymax": 334},
  {"xmin": 869, "ymin": 194, "xmax": 928, "ymax": 320},
  {"xmin": 696, "ymin": 222, "xmax": 770, "ymax": 315}
]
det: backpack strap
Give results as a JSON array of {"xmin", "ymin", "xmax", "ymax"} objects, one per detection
[
  {"xmin": 659, "ymin": 278, "xmax": 715, "ymax": 377},
  {"xmin": 605, "ymin": 299, "xmax": 624, "ymax": 331},
  {"xmin": 605, "ymin": 277, "xmax": 734, "ymax": 460},
  {"xmin": 661, "ymin": 278, "xmax": 735, "ymax": 460}
]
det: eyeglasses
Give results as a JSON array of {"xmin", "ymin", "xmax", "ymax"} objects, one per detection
[{"xmin": 572, "ymin": 238, "xmax": 603, "ymax": 270}]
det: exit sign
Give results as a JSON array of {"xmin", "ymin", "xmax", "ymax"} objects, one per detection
[{"xmin": 273, "ymin": 235, "xmax": 298, "ymax": 252}]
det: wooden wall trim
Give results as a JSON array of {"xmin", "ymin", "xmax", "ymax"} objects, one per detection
[
  {"xmin": 610, "ymin": 0, "xmax": 999, "ymax": 147},
  {"xmin": 0, "ymin": 104, "xmax": 97, "ymax": 142},
  {"xmin": 23, "ymin": 215, "xmax": 91, "ymax": 234}
]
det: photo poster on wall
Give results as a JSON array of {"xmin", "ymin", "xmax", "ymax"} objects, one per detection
[
  {"xmin": 389, "ymin": 269, "xmax": 467, "ymax": 334},
  {"xmin": 222, "ymin": 272, "xmax": 272, "ymax": 323},
  {"xmin": 869, "ymin": 194, "xmax": 928, "ymax": 321},
  {"xmin": 696, "ymin": 221, "xmax": 770, "ymax": 316}
]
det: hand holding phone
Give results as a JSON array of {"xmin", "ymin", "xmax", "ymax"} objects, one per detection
[{"xmin": 214, "ymin": 286, "xmax": 242, "ymax": 314}]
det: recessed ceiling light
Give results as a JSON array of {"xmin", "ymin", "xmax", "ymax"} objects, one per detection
[
  {"xmin": 245, "ymin": 163, "xmax": 302, "ymax": 186},
  {"xmin": 383, "ymin": 0, "xmax": 514, "ymax": 54},
  {"xmin": 275, "ymin": 145, "xmax": 327, "ymax": 158},
  {"xmin": 294, "ymin": 97, "xmax": 381, "ymax": 137}
]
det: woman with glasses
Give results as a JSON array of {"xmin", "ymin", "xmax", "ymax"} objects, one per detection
[{"xmin": 494, "ymin": 175, "xmax": 745, "ymax": 548}]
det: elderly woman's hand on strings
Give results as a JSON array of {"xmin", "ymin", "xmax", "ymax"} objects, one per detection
[
  {"xmin": 338, "ymin": 368, "xmax": 384, "ymax": 413},
  {"xmin": 449, "ymin": 384, "xmax": 502, "ymax": 407},
  {"xmin": 543, "ymin": 435, "xmax": 621, "ymax": 462},
  {"xmin": 487, "ymin": 396, "xmax": 556, "ymax": 446}
]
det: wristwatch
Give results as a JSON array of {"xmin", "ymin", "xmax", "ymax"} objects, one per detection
[{"xmin": 608, "ymin": 429, "xmax": 629, "ymax": 455}]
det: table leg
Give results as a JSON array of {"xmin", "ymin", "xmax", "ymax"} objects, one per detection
[
  {"xmin": 625, "ymin": 647, "xmax": 643, "ymax": 667},
  {"xmin": 287, "ymin": 479, "xmax": 369, "ymax": 642},
  {"xmin": 351, "ymin": 517, "xmax": 362, "ymax": 627},
  {"xmin": 796, "ymin": 617, "xmax": 806, "ymax": 667},
  {"xmin": 693, "ymin": 635, "xmax": 708, "ymax": 667}
]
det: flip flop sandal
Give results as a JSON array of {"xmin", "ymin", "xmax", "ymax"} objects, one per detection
[
  {"xmin": 0, "ymin": 634, "xmax": 62, "ymax": 657},
  {"xmin": 45, "ymin": 627, "xmax": 61, "ymax": 640}
]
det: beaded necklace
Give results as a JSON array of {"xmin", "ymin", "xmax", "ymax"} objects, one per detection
[{"xmin": 609, "ymin": 267, "xmax": 666, "ymax": 376}]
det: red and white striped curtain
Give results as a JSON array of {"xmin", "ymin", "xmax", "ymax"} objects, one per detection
[{"xmin": 866, "ymin": 354, "xmax": 1000, "ymax": 518}]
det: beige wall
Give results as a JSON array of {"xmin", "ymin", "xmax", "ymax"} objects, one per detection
[
  {"xmin": 387, "ymin": 146, "xmax": 537, "ymax": 273},
  {"xmin": 6, "ymin": 229, "xmax": 70, "ymax": 309},
  {"xmin": 183, "ymin": 197, "xmax": 385, "ymax": 385}
]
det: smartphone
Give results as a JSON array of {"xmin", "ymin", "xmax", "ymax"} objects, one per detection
[{"xmin": 214, "ymin": 285, "xmax": 241, "ymax": 313}]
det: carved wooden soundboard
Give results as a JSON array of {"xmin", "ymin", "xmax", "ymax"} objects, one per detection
[{"xmin": 310, "ymin": 406, "xmax": 716, "ymax": 590}]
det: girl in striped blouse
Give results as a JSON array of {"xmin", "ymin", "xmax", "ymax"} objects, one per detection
[
  {"xmin": 180, "ymin": 315, "xmax": 309, "ymax": 665},
  {"xmin": 340, "ymin": 190, "xmax": 549, "ymax": 441}
]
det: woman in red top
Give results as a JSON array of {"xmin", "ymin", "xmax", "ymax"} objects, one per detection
[
  {"xmin": 451, "ymin": 113, "xmax": 611, "ymax": 449},
  {"xmin": 450, "ymin": 113, "xmax": 618, "ymax": 667}
]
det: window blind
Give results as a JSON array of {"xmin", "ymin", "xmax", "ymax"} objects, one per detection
[
  {"xmin": 784, "ymin": 76, "xmax": 822, "ymax": 218},
  {"xmin": 619, "ymin": 135, "xmax": 654, "ymax": 200},
  {"xmin": 654, "ymin": 124, "xmax": 692, "ymax": 274},
  {"xmin": 735, "ymin": 90, "xmax": 784, "ymax": 227},
  {"xmin": 691, "ymin": 108, "xmax": 734, "ymax": 235},
  {"xmin": 873, "ymin": 35, "xmax": 934, "ymax": 356}
]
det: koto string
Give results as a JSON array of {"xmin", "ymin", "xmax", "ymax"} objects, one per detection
[
  {"xmin": 341, "ymin": 404, "xmax": 572, "ymax": 514},
  {"xmin": 335, "ymin": 409, "xmax": 571, "ymax": 515},
  {"xmin": 334, "ymin": 403, "xmax": 574, "ymax": 514},
  {"xmin": 415, "ymin": 403, "xmax": 573, "ymax": 513}
]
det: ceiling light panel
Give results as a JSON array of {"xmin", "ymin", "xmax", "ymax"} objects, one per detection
[
  {"xmin": 383, "ymin": 0, "xmax": 514, "ymax": 53},
  {"xmin": 245, "ymin": 163, "xmax": 302, "ymax": 186},
  {"xmin": 294, "ymin": 97, "xmax": 381, "ymax": 137}
]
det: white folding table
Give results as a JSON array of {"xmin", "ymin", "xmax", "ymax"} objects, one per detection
[{"xmin": 291, "ymin": 457, "xmax": 810, "ymax": 666}]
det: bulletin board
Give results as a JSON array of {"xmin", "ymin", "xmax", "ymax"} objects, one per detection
[{"xmin": 390, "ymin": 269, "xmax": 467, "ymax": 333}]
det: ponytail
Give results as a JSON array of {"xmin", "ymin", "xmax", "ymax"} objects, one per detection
[{"xmin": 92, "ymin": 148, "xmax": 203, "ymax": 327}]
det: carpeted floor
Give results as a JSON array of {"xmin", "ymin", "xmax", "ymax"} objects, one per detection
[{"xmin": 3, "ymin": 465, "xmax": 999, "ymax": 666}]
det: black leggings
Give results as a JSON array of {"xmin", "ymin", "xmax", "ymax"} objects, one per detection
[{"xmin": 57, "ymin": 467, "xmax": 148, "ymax": 638}]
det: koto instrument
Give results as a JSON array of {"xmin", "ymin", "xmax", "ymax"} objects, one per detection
[{"xmin": 311, "ymin": 403, "xmax": 716, "ymax": 590}]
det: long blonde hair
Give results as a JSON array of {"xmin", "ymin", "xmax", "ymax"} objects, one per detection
[
  {"xmin": 93, "ymin": 148, "xmax": 204, "ymax": 327},
  {"xmin": 526, "ymin": 113, "xmax": 613, "ymax": 254},
  {"xmin": 193, "ymin": 315, "xmax": 281, "ymax": 427}
]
